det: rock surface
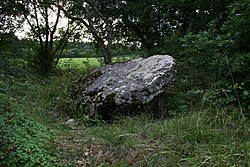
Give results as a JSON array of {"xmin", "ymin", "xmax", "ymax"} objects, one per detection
[{"xmin": 73, "ymin": 55, "xmax": 177, "ymax": 116}]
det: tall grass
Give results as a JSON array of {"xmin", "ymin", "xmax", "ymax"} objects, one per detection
[
  {"xmin": 55, "ymin": 58, "xmax": 250, "ymax": 166},
  {"xmin": 58, "ymin": 109, "xmax": 250, "ymax": 166},
  {"xmin": 1, "ymin": 57, "xmax": 249, "ymax": 166}
]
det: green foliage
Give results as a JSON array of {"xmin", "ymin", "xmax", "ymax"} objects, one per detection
[
  {"xmin": 160, "ymin": 17, "xmax": 250, "ymax": 109},
  {"xmin": 25, "ymin": 40, "xmax": 56, "ymax": 75},
  {"xmin": 0, "ymin": 0, "xmax": 24, "ymax": 34},
  {"xmin": 223, "ymin": 0, "xmax": 250, "ymax": 52},
  {"xmin": 0, "ymin": 90, "xmax": 58, "ymax": 167},
  {"xmin": 62, "ymin": 42, "xmax": 97, "ymax": 58},
  {"xmin": 101, "ymin": 0, "xmax": 234, "ymax": 53},
  {"xmin": 0, "ymin": 112, "xmax": 57, "ymax": 167},
  {"xmin": 1, "ymin": 51, "xmax": 250, "ymax": 166},
  {"xmin": 1, "ymin": 0, "xmax": 250, "ymax": 166},
  {"xmin": 18, "ymin": 0, "xmax": 71, "ymax": 75},
  {"xmin": 177, "ymin": 28, "xmax": 232, "ymax": 83},
  {"xmin": 0, "ymin": 52, "xmax": 62, "ymax": 166}
]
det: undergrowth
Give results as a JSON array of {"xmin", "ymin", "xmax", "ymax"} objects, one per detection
[
  {"xmin": 1, "ymin": 57, "xmax": 250, "ymax": 166},
  {"xmin": 58, "ymin": 108, "xmax": 250, "ymax": 166},
  {"xmin": 0, "ymin": 112, "xmax": 57, "ymax": 167},
  {"xmin": 0, "ymin": 58, "xmax": 80, "ymax": 166}
]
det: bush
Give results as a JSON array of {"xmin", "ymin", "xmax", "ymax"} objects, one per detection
[{"xmin": 161, "ymin": 20, "xmax": 250, "ymax": 110}]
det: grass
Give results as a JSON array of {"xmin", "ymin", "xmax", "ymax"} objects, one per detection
[
  {"xmin": 58, "ymin": 56, "xmax": 138, "ymax": 71},
  {"xmin": 58, "ymin": 58, "xmax": 102, "ymax": 71},
  {"xmin": 58, "ymin": 110, "xmax": 250, "ymax": 166},
  {"xmin": 1, "ymin": 57, "xmax": 250, "ymax": 166}
]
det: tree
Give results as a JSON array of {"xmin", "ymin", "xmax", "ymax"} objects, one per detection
[
  {"xmin": 19, "ymin": 0, "xmax": 72, "ymax": 74},
  {"xmin": 221, "ymin": 0, "xmax": 250, "ymax": 99},
  {"xmin": 56, "ymin": 0, "xmax": 115, "ymax": 64},
  {"xmin": 0, "ymin": 0, "xmax": 24, "ymax": 36},
  {"xmin": 224, "ymin": 0, "xmax": 250, "ymax": 52},
  {"xmin": 0, "ymin": 0, "xmax": 24, "ymax": 74},
  {"xmin": 102, "ymin": 0, "xmax": 235, "ymax": 54},
  {"xmin": 53, "ymin": 0, "xmax": 234, "ymax": 61}
]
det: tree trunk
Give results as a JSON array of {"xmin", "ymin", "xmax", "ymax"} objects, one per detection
[{"xmin": 102, "ymin": 47, "xmax": 112, "ymax": 65}]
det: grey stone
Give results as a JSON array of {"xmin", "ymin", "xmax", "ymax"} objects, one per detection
[{"xmin": 73, "ymin": 55, "xmax": 177, "ymax": 117}]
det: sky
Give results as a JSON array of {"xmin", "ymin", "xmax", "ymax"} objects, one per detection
[{"xmin": 15, "ymin": 8, "xmax": 69, "ymax": 39}]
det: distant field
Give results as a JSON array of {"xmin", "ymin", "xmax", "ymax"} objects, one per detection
[
  {"xmin": 58, "ymin": 58, "xmax": 102, "ymax": 70},
  {"xmin": 58, "ymin": 56, "xmax": 137, "ymax": 70}
]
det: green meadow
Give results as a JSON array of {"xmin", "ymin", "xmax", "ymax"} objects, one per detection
[
  {"xmin": 58, "ymin": 58, "xmax": 102, "ymax": 70},
  {"xmin": 58, "ymin": 56, "xmax": 135, "ymax": 71}
]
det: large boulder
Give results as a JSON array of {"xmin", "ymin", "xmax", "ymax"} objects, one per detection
[{"xmin": 72, "ymin": 55, "xmax": 177, "ymax": 117}]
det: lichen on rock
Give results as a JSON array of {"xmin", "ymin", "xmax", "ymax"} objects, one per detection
[{"xmin": 72, "ymin": 55, "xmax": 177, "ymax": 118}]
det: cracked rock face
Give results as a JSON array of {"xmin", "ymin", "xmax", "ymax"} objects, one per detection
[{"xmin": 73, "ymin": 55, "xmax": 177, "ymax": 116}]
